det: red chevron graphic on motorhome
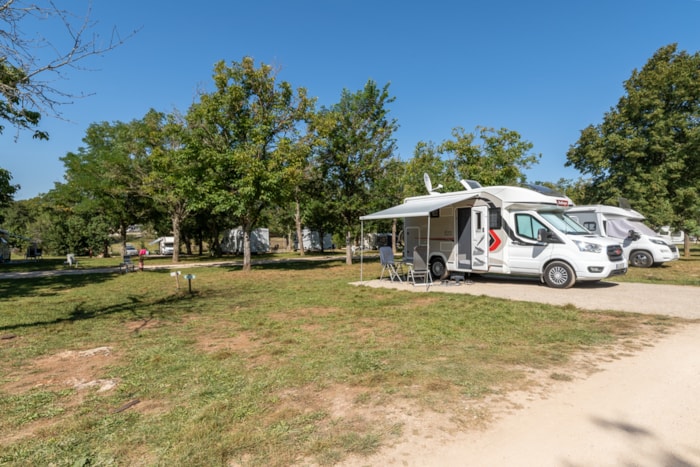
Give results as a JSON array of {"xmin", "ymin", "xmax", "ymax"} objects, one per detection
[{"xmin": 489, "ymin": 230, "xmax": 501, "ymax": 251}]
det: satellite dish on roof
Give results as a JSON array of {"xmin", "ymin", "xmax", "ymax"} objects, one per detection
[{"xmin": 423, "ymin": 173, "xmax": 443, "ymax": 195}]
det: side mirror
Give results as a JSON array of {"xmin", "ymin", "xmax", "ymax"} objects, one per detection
[
  {"xmin": 537, "ymin": 228, "xmax": 550, "ymax": 243},
  {"xmin": 628, "ymin": 230, "xmax": 641, "ymax": 241}
]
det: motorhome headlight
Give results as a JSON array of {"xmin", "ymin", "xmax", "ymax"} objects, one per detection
[
  {"xmin": 572, "ymin": 239, "xmax": 602, "ymax": 253},
  {"xmin": 650, "ymin": 239, "xmax": 668, "ymax": 246}
]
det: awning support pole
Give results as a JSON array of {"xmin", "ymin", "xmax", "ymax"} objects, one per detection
[{"xmin": 360, "ymin": 221, "xmax": 364, "ymax": 283}]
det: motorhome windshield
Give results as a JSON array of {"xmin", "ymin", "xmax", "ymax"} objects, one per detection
[
  {"xmin": 540, "ymin": 212, "xmax": 590, "ymax": 235},
  {"xmin": 607, "ymin": 219, "xmax": 657, "ymax": 238}
]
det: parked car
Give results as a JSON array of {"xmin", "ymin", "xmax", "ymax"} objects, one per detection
[{"xmin": 124, "ymin": 244, "xmax": 139, "ymax": 256}]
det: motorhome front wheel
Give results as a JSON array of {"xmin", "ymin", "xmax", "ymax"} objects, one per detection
[
  {"xmin": 544, "ymin": 261, "xmax": 575, "ymax": 289},
  {"xmin": 629, "ymin": 250, "xmax": 654, "ymax": 268}
]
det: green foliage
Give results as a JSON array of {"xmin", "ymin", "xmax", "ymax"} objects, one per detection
[
  {"xmin": 0, "ymin": 59, "xmax": 47, "ymax": 140},
  {"xmin": 440, "ymin": 126, "xmax": 541, "ymax": 187},
  {"xmin": 0, "ymin": 167, "xmax": 19, "ymax": 221},
  {"xmin": 186, "ymin": 57, "xmax": 314, "ymax": 267},
  {"xmin": 401, "ymin": 141, "xmax": 450, "ymax": 196},
  {"xmin": 312, "ymin": 80, "xmax": 398, "ymax": 258},
  {"xmin": 566, "ymin": 43, "xmax": 700, "ymax": 234}
]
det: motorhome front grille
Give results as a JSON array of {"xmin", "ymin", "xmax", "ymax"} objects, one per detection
[
  {"xmin": 670, "ymin": 245, "xmax": 679, "ymax": 253},
  {"xmin": 607, "ymin": 245, "xmax": 624, "ymax": 262}
]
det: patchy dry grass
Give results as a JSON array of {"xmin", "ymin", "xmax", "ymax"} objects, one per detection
[{"xmin": 0, "ymin": 256, "xmax": 684, "ymax": 466}]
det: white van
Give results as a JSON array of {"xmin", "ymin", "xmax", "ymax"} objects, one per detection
[
  {"xmin": 567, "ymin": 205, "xmax": 679, "ymax": 267},
  {"xmin": 361, "ymin": 180, "xmax": 627, "ymax": 288}
]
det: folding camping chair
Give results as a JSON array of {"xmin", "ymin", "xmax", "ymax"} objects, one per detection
[
  {"xmin": 407, "ymin": 246, "xmax": 433, "ymax": 287},
  {"xmin": 379, "ymin": 246, "xmax": 403, "ymax": 282}
]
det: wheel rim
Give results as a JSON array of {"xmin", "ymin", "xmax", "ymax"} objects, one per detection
[
  {"xmin": 548, "ymin": 265, "xmax": 569, "ymax": 286},
  {"xmin": 430, "ymin": 259, "xmax": 445, "ymax": 278},
  {"xmin": 631, "ymin": 252, "xmax": 652, "ymax": 267}
]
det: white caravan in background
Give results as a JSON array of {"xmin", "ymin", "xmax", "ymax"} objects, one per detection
[
  {"xmin": 293, "ymin": 228, "xmax": 333, "ymax": 252},
  {"xmin": 361, "ymin": 176, "xmax": 627, "ymax": 288},
  {"xmin": 567, "ymin": 205, "xmax": 680, "ymax": 268},
  {"xmin": 221, "ymin": 228, "xmax": 271, "ymax": 255}
]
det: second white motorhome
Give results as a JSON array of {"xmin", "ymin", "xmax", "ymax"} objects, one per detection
[
  {"xmin": 361, "ymin": 179, "xmax": 627, "ymax": 288},
  {"xmin": 567, "ymin": 205, "xmax": 680, "ymax": 267}
]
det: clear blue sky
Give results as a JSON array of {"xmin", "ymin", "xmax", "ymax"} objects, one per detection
[{"xmin": 2, "ymin": 0, "xmax": 699, "ymax": 200}]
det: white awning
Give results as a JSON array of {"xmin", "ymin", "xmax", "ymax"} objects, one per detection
[{"xmin": 360, "ymin": 192, "xmax": 477, "ymax": 220}]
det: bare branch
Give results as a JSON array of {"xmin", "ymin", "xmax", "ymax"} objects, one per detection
[{"xmin": 1, "ymin": 0, "xmax": 139, "ymax": 137}]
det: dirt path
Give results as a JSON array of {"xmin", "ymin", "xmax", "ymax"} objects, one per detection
[{"xmin": 350, "ymin": 279, "xmax": 700, "ymax": 466}]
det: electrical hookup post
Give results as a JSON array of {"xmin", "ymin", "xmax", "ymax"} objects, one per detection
[
  {"xmin": 171, "ymin": 271, "xmax": 181, "ymax": 290},
  {"xmin": 171, "ymin": 271, "xmax": 196, "ymax": 293},
  {"xmin": 184, "ymin": 274, "xmax": 196, "ymax": 293}
]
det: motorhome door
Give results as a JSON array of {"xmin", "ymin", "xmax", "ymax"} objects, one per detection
[
  {"xmin": 471, "ymin": 206, "xmax": 489, "ymax": 271},
  {"xmin": 456, "ymin": 207, "xmax": 488, "ymax": 271}
]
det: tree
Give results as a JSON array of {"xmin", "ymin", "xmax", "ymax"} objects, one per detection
[
  {"xmin": 401, "ymin": 141, "xmax": 450, "ymax": 196},
  {"xmin": 58, "ymin": 118, "xmax": 151, "ymax": 256},
  {"xmin": 313, "ymin": 80, "xmax": 398, "ymax": 265},
  {"xmin": 143, "ymin": 110, "xmax": 206, "ymax": 263},
  {"xmin": 187, "ymin": 57, "xmax": 313, "ymax": 271},
  {"xmin": 566, "ymin": 44, "xmax": 700, "ymax": 256},
  {"xmin": 1, "ymin": 1, "xmax": 135, "ymax": 139},
  {"xmin": 440, "ymin": 126, "xmax": 541, "ymax": 187},
  {"xmin": 0, "ymin": 167, "xmax": 18, "ymax": 222}
]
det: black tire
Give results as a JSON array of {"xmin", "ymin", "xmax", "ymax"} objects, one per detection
[
  {"xmin": 543, "ymin": 261, "xmax": 575, "ymax": 289},
  {"xmin": 629, "ymin": 250, "xmax": 654, "ymax": 268},
  {"xmin": 429, "ymin": 256, "xmax": 448, "ymax": 280}
]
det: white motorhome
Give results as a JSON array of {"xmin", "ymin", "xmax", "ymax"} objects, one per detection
[
  {"xmin": 221, "ymin": 228, "xmax": 270, "ymax": 255},
  {"xmin": 150, "ymin": 236, "xmax": 175, "ymax": 255},
  {"xmin": 360, "ymin": 179, "xmax": 627, "ymax": 288},
  {"xmin": 567, "ymin": 205, "xmax": 680, "ymax": 267}
]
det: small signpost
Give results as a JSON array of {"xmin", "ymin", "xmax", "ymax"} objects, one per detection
[
  {"xmin": 184, "ymin": 274, "xmax": 196, "ymax": 293},
  {"xmin": 170, "ymin": 271, "xmax": 181, "ymax": 289}
]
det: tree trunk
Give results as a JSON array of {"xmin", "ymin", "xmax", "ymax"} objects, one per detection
[
  {"xmin": 345, "ymin": 230, "xmax": 353, "ymax": 265},
  {"xmin": 172, "ymin": 214, "xmax": 180, "ymax": 263},
  {"xmin": 242, "ymin": 224, "xmax": 252, "ymax": 271},
  {"xmin": 684, "ymin": 232, "xmax": 691, "ymax": 258},
  {"xmin": 295, "ymin": 199, "xmax": 305, "ymax": 256}
]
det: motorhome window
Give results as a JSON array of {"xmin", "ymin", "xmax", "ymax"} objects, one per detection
[
  {"xmin": 489, "ymin": 209, "xmax": 502, "ymax": 229},
  {"xmin": 540, "ymin": 212, "xmax": 589, "ymax": 235},
  {"xmin": 430, "ymin": 209, "xmax": 440, "ymax": 218},
  {"xmin": 515, "ymin": 214, "xmax": 547, "ymax": 240},
  {"xmin": 583, "ymin": 221, "xmax": 596, "ymax": 232}
]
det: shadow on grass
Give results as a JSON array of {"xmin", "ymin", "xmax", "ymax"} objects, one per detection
[
  {"xmin": 202, "ymin": 256, "xmax": 356, "ymax": 273},
  {"xmin": 0, "ymin": 273, "xmax": 116, "ymax": 301},
  {"xmin": 0, "ymin": 288, "xmax": 196, "ymax": 333}
]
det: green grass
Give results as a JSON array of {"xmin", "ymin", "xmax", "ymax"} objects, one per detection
[
  {"xmin": 0, "ymin": 252, "xmax": 690, "ymax": 466},
  {"xmin": 612, "ymin": 245, "xmax": 700, "ymax": 286}
]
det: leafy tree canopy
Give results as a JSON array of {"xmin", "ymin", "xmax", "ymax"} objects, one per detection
[{"xmin": 566, "ymin": 43, "xmax": 700, "ymax": 237}]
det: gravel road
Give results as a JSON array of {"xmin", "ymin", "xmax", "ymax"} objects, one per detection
[
  {"xmin": 357, "ymin": 277, "xmax": 700, "ymax": 319},
  {"xmin": 354, "ymin": 278, "xmax": 700, "ymax": 466}
]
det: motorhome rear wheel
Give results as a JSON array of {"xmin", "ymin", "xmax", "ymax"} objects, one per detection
[{"xmin": 429, "ymin": 257, "xmax": 448, "ymax": 280}]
